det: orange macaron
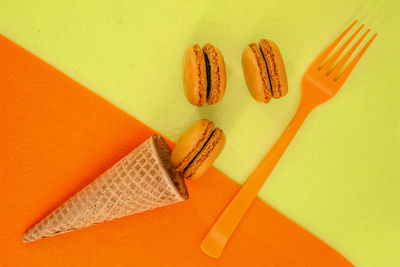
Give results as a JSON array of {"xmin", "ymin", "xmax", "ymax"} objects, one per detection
[
  {"xmin": 242, "ymin": 39, "xmax": 288, "ymax": 103},
  {"xmin": 183, "ymin": 44, "xmax": 226, "ymax": 106},
  {"xmin": 171, "ymin": 119, "xmax": 225, "ymax": 179}
]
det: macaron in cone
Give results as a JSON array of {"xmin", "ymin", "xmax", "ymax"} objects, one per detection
[{"xmin": 171, "ymin": 119, "xmax": 225, "ymax": 179}]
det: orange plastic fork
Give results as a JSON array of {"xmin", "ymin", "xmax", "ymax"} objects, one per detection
[{"xmin": 201, "ymin": 20, "xmax": 377, "ymax": 258}]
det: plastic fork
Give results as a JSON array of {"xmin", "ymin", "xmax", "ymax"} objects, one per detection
[{"xmin": 201, "ymin": 20, "xmax": 377, "ymax": 258}]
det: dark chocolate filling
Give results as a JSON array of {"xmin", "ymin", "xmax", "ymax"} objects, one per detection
[
  {"xmin": 259, "ymin": 44, "xmax": 273, "ymax": 94},
  {"xmin": 203, "ymin": 52, "xmax": 212, "ymax": 98},
  {"xmin": 183, "ymin": 129, "xmax": 215, "ymax": 175}
]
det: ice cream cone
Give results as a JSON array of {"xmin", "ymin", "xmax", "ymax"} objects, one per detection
[{"xmin": 23, "ymin": 135, "xmax": 188, "ymax": 243}]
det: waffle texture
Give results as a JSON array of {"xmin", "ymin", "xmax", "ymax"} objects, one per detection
[{"xmin": 23, "ymin": 135, "xmax": 187, "ymax": 243}]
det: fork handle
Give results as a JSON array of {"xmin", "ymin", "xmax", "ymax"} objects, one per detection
[{"xmin": 200, "ymin": 99, "xmax": 314, "ymax": 258}]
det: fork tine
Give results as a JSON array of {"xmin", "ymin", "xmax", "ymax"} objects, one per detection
[
  {"xmin": 335, "ymin": 33, "xmax": 377, "ymax": 84},
  {"xmin": 321, "ymin": 24, "xmax": 364, "ymax": 73},
  {"xmin": 329, "ymin": 29, "xmax": 370, "ymax": 78},
  {"xmin": 312, "ymin": 20, "xmax": 358, "ymax": 67}
]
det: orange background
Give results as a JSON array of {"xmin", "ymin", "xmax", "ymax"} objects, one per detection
[{"xmin": 0, "ymin": 35, "xmax": 351, "ymax": 266}]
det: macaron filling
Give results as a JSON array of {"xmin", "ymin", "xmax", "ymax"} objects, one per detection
[
  {"xmin": 259, "ymin": 44, "xmax": 274, "ymax": 96},
  {"xmin": 182, "ymin": 129, "xmax": 215, "ymax": 176},
  {"xmin": 203, "ymin": 52, "xmax": 212, "ymax": 98}
]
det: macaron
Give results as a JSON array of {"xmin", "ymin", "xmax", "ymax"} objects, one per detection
[
  {"xmin": 183, "ymin": 44, "xmax": 226, "ymax": 106},
  {"xmin": 170, "ymin": 119, "xmax": 225, "ymax": 179},
  {"xmin": 242, "ymin": 39, "xmax": 288, "ymax": 103}
]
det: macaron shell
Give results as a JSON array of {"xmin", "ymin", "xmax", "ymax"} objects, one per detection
[
  {"xmin": 241, "ymin": 44, "xmax": 272, "ymax": 103},
  {"xmin": 259, "ymin": 39, "xmax": 288, "ymax": 98},
  {"xmin": 182, "ymin": 44, "xmax": 207, "ymax": 106},
  {"xmin": 183, "ymin": 128, "xmax": 225, "ymax": 180},
  {"xmin": 202, "ymin": 44, "xmax": 226, "ymax": 105},
  {"xmin": 170, "ymin": 119, "xmax": 214, "ymax": 173}
]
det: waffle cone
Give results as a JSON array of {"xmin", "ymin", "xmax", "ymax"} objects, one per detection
[{"xmin": 23, "ymin": 135, "xmax": 188, "ymax": 243}]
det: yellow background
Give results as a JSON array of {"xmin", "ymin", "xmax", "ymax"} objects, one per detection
[{"xmin": 1, "ymin": 0, "xmax": 399, "ymax": 266}]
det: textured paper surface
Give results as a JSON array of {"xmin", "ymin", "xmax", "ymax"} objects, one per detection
[
  {"xmin": 0, "ymin": 36, "xmax": 351, "ymax": 266},
  {"xmin": 0, "ymin": 1, "xmax": 399, "ymax": 265}
]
